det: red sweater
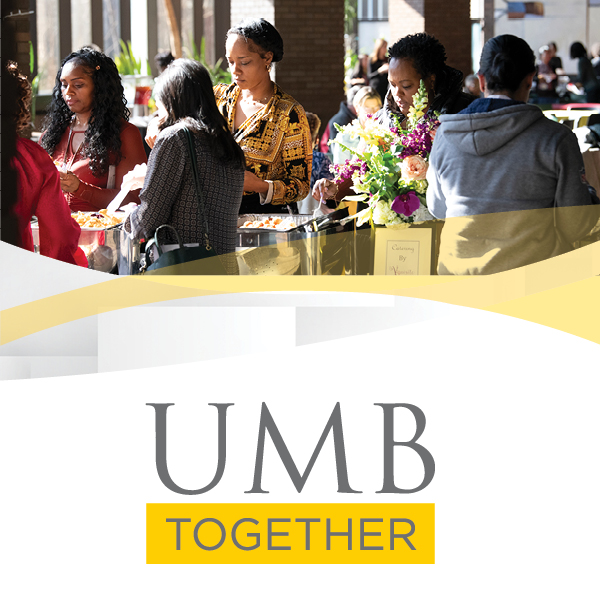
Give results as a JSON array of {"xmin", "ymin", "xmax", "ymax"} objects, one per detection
[
  {"xmin": 10, "ymin": 138, "xmax": 87, "ymax": 266},
  {"xmin": 51, "ymin": 120, "xmax": 147, "ymax": 211}
]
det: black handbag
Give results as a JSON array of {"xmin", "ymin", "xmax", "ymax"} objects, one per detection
[{"xmin": 142, "ymin": 127, "xmax": 226, "ymax": 275}]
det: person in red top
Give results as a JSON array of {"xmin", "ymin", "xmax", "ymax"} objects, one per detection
[
  {"xmin": 40, "ymin": 47, "xmax": 147, "ymax": 212},
  {"xmin": 7, "ymin": 61, "xmax": 86, "ymax": 266}
]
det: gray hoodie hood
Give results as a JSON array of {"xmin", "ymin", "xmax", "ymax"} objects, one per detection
[{"xmin": 438, "ymin": 104, "xmax": 544, "ymax": 156}]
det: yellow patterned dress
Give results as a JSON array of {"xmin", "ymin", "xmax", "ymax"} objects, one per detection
[{"xmin": 214, "ymin": 82, "xmax": 312, "ymax": 214}]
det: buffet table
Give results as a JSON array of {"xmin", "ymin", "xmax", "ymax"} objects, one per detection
[
  {"xmin": 235, "ymin": 212, "xmax": 441, "ymax": 276},
  {"xmin": 31, "ymin": 208, "xmax": 441, "ymax": 276}
]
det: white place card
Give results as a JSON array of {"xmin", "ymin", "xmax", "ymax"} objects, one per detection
[{"xmin": 374, "ymin": 226, "xmax": 433, "ymax": 275}]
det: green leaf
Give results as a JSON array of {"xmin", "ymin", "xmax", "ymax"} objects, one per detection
[
  {"xmin": 115, "ymin": 39, "xmax": 145, "ymax": 75},
  {"xmin": 29, "ymin": 41, "xmax": 34, "ymax": 74},
  {"xmin": 181, "ymin": 35, "xmax": 231, "ymax": 84},
  {"xmin": 191, "ymin": 38, "xmax": 199, "ymax": 60}
]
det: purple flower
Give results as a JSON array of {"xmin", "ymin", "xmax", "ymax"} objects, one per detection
[
  {"xmin": 395, "ymin": 115, "xmax": 440, "ymax": 160},
  {"xmin": 330, "ymin": 158, "xmax": 367, "ymax": 184},
  {"xmin": 391, "ymin": 191, "xmax": 421, "ymax": 216}
]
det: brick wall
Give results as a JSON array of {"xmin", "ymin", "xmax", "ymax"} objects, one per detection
[
  {"xmin": 4, "ymin": 0, "xmax": 32, "ymax": 76},
  {"xmin": 273, "ymin": 0, "xmax": 345, "ymax": 131},
  {"xmin": 424, "ymin": 0, "xmax": 472, "ymax": 78},
  {"xmin": 388, "ymin": 0, "xmax": 472, "ymax": 80},
  {"xmin": 389, "ymin": 0, "xmax": 425, "ymax": 43}
]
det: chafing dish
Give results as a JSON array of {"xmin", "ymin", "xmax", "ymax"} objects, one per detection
[
  {"xmin": 31, "ymin": 213, "xmax": 140, "ymax": 274},
  {"xmin": 236, "ymin": 211, "xmax": 354, "ymax": 275}
]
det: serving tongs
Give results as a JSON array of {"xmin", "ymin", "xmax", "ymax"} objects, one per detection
[{"xmin": 294, "ymin": 206, "xmax": 351, "ymax": 233}]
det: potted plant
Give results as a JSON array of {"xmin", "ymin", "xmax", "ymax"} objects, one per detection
[{"xmin": 115, "ymin": 40, "xmax": 153, "ymax": 117}]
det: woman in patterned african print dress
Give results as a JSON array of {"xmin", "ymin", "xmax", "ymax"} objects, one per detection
[{"xmin": 215, "ymin": 18, "xmax": 312, "ymax": 215}]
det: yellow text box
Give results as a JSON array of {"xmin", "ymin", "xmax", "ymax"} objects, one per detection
[{"xmin": 146, "ymin": 503, "xmax": 434, "ymax": 564}]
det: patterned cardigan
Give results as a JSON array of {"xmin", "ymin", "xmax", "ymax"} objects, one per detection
[
  {"xmin": 214, "ymin": 82, "xmax": 312, "ymax": 205},
  {"xmin": 125, "ymin": 123, "xmax": 244, "ymax": 266}
]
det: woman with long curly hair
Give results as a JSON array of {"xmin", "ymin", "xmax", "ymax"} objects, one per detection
[
  {"xmin": 40, "ymin": 47, "xmax": 146, "ymax": 211},
  {"xmin": 6, "ymin": 60, "xmax": 86, "ymax": 266}
]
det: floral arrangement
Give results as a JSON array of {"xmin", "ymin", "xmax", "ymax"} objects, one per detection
[{"xmin": 330, "ymin": 81, "xmax": 440, "ymax": 228}]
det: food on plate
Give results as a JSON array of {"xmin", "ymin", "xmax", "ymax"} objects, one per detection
[
  {"xmin": 72, "ymin": 209, "xmax": 124, "ymax": 229},
  {"xmin": 240, "ymin": 216, "xmax": 296, "ymax": 231}
]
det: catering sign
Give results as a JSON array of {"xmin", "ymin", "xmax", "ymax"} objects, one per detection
[{"xmin": 374, "ymin": 226, "xmax": 434, "ymax": 275}]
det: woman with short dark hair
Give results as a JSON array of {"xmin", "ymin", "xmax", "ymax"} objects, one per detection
[
  {"xmin": 569, "ymin": 41, "xmax": 600, "ymax": 102},
  {"xmin": 380, "ymin": 32, "xmax": 473, "ymax": 128},
  {"xmin": 313, "ymin": 32, "xmax": 473, "ymax": 202},
  {"xmin": 214, "ymin": 18, "xmax": 313, "ymax": 214},
  {"xmin": 125, "ymin": 58, "xmax": 245, "ymax": 267},
  {"xmin": 41, "ymin": 47, "xmax": 147, "ymax": 211},
  {"xmin": 427, "ymin": 35, "xmax": 600, "ymax": 275}
]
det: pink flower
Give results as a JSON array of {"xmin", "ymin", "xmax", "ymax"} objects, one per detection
[
  {"xmin": 430, "ymin": 127, "xmax": 437, "ymax": 142},
  {"xmin": 391, "ymin": 191, "xmax": 421, "ymax": 217},
  {"xmin": 401, "ymin": 154, "xmax": 428, "ymax": 181}
]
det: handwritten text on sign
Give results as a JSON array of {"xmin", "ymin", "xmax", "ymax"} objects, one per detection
[{"xmin": 386, "ymin": 241, "xmax": 420, "ymax": 275}]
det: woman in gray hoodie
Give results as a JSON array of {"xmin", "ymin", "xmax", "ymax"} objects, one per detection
[{"xmin": 427, "ymin": 34, "xmax": 600, "ymax": 275}]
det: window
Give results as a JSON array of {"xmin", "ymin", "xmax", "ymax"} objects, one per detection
[
  {"xmin": 32, "ymin": 0, "xmax": 202, "ymax": 94},
  {"xmin": 358, "ymin": 0, "xmax": 389, "ymax": 21},
  {"xmin": 36, "ymin": 0, "xmax": 60, "ymax": 93}
]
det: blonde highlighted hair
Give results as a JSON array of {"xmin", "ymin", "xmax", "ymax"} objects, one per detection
[
  {"xmin": 352, "ymin": 86, "xmax": 382, "ymax": 112},
  {"xmin": 370, "ymin": 38, "xmax": 388, "ymax": 62}
]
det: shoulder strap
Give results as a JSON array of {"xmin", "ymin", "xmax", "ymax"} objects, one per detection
[{"xmin": 181, "ymin": 126, "xmax": 212, "ymax": 251}]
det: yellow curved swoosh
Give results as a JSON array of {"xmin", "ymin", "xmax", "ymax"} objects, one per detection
[{"xmin": 1, "ymin": 239, "xmax": 599, "ymax": 346}]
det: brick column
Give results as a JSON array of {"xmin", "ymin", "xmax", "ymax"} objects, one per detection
[
  {"xmin": 388, "ymin": 0, "xmax": 471, "ymax": 81},
  {"xmin": 273, "ymin": 0, "xmax": 345, "ymax": 130}
]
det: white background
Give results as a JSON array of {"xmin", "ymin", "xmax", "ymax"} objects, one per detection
[{"xmin": 1, "ymin": 299, "xmax": 599, "ymax": 599}]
